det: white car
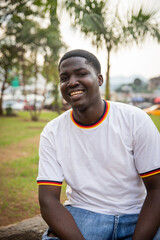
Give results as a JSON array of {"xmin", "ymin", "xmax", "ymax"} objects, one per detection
[{"xmin": 2, "ymin": 100, "xmax": 25, "ymax": 111}]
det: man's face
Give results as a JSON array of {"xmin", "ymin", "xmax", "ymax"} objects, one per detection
[{"xmin": 59, "ymin": 57, "xmax": 103, "ymax": 111}]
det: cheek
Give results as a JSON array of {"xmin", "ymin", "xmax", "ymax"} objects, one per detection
[
  {"xmin": 88, "ymin": 79, "xmax": 99, "ymax": 91},
  {"xmin": 60, "ymin": 84, "xmax": 68, "ymax": 99},
  {"xmin": 60, "ymin": 83, "xmax": 65, "ymax": 93}
]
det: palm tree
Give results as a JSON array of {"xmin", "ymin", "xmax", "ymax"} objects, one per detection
[{"xmin": 65, "ymin": 0, "xmax": 160, "ymax": 100}]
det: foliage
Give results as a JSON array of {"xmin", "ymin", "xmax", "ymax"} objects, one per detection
[
  {"xmin": 0, "ymin": 0, "xmax": 65, "ymax": 118},
  {"xmin": 0, "ymin": 43, "xmax": 21, "ymax": 115},
  {"xmin": 115, "ymin": 78, "xmax": 148, "ymax": 93},
  {"xmin": 65, "ymin": 0, "xmax": 160, "ymax": 100}
]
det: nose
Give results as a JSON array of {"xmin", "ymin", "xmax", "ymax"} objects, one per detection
[{"xmin": 68, "ymin": 75, "xmax": 79, "ymax": 88}]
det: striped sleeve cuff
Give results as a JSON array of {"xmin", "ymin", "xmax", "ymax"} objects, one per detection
[
  {"xmin": 37, "ymin": 180, "xmax": 63, "ymax": 186},
  {"xmin": 140, "ymin": 168, "xmax": 160, "ymax": 178}
]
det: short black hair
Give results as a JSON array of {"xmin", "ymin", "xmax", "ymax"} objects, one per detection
[{"xmin": 58, "ymin": 49, "xmax": 101, "ymax": 73}]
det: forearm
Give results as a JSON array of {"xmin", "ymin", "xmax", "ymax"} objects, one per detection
[
  {"xmin": 133, "ymin": 190, "xmax": 160, "ymax": 240},
  {"xmin": 40, "ymin": 196, "xmax": 85, "ymax": 240}
]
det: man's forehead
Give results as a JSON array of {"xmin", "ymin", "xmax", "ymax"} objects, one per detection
[{"xmin": 59, "ymin": 57, "xmax": 90, "ymax": 72}]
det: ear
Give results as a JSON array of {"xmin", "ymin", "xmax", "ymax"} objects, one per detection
[{"xmin": 98, "ymin": 74, "xmax": 103, "ymax": 86}]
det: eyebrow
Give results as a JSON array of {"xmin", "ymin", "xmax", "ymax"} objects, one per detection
[{"xmin": 60, "ymin": 68, "xmax": 87, "ymax": 77}]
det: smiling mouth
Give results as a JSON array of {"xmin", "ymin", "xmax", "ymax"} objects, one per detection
[{"xmin": 69, "ymin": 90, "xmax": 84, "ymax": 96}]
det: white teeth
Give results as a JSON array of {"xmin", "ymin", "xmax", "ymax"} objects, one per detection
[{"xmin": 70, "ymin": 91, "xmax": 83, "ymax": 96}]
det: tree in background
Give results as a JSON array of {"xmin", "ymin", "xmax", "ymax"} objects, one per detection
[
  {"xmin": 0, "ymin": 0, "xmax": 65, "ymax": 119},
  {"xmin": 115, "ymin": 78, "xmax": 148, "ymax": 94},
  {"xmin": 65, "ymin": 0, "xmax": 160, "ymax": 100},
  {"xmin": 0, "ymin": 42, "xmax": 21, "ymax": 115},
  {"xmin": 40, "ymin": 1, "xmax": 66, "ymax": 114}
]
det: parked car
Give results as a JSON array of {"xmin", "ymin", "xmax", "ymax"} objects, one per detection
[
  {"xmin": 24, "ymin": 100, "xmax": 42, "ymax": 110},
  {"xmin": 144, "ymin": 104, "xmax": 160, "ymax": 116},
  {"xmin": 2, "ymin": 100, "xmax": 25, "ymax": 111}
]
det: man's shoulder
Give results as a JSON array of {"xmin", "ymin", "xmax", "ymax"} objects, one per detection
[
  {"xmin": 109, "ymin": 101, "xmax": 145, "ymax": 114},
  {"xmin": 109, "ymin": 100, "xmax": 149, "ymax": 123},
  {"xmin": 52, "ymin": 109, "xmax": 71, "ymax": 122},
  {"xmin": 42, "ymin": 109, "xmax": 72, "ymax": 133},
  {"xmin": 109, "ymin": 100, "xmax": 135, "ymax": 109}
]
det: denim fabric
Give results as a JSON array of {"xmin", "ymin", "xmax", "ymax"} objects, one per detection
[
  {"xmin": 42, "ymin": 205, "xmax": 160, "ymax": 240},
  {"xmin": 153, "ymin": 228, "xmax": 160, "ymax": 240}
]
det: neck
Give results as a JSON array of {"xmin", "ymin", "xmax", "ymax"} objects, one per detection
[{"xmin": 72, "ymin": 99, "xmax": 104, "ymax": 125}]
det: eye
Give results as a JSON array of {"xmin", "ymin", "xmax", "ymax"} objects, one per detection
[
  {"xmin": 60, "ymin": 76, "xmax": 68, "ymax": 82},
  {"xmin": 78, "ymin": 72, "xmax": 87, "ymax": 77}
]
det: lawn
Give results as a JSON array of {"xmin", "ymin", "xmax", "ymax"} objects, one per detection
[
  {"xmin": 0, "ymin": 110, "xmax": 67, "ymax": 226},
  {"xmin": 150, "ymin": 115, "xmax": 160, "ymax": 132},
  {"xmin": 0, "ymin": 111, "xmax": 59, "ymax": 146},
  {"xmin": 0, "ymin": 111, "xmax": 159, "ymax": 227}
]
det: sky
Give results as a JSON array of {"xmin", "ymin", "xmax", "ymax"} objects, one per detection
[{"xmin": 59, "ymin": 0, "xmax": 160, "ymax": 82}]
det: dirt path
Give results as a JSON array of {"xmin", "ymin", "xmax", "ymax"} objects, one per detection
[{"xmin": 0, "ymin": 135, "xmax": 40, "ymax": 162}]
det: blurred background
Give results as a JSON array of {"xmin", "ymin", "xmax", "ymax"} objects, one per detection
[{"xmin": 0, "ymin": 0, "xmax": 160, "ymax": 227}]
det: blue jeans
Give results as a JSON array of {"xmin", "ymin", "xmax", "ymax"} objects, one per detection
[{"xmin": 42, "ymin": 205, "xmax": 160, "ymax": 240}]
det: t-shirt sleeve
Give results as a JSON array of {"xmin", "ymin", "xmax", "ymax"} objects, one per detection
[
  {"xmin": 37, "ymin": 126, "xmax": 64, "ymax": 186},
  {"xmin": 133, "ymin": 110, "xmax": 160, "ymax": 178}
]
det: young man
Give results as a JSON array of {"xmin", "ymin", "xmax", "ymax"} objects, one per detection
[{"xmin": 37, "ymin": 49, "xmax": 160, "ymax": 240}]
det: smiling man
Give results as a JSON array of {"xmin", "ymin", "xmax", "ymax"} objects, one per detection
[{"xmin": 37, "ymin": 49, "xmax": 160, "ymax": 240}]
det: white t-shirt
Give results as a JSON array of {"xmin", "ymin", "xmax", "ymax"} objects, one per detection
[{"xmin": 37, "ymin": 101, "xmax": 160, "ymax": 215}]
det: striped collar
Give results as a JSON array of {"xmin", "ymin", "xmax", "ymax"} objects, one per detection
[{"xmin": 70, "ymin": 100, "xmax": 110, "ymax": 129}]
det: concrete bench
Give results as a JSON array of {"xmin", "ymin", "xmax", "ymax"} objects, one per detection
[{"xmin": 0, "ymin": 215, "xmax": 47, "ymax": 240}]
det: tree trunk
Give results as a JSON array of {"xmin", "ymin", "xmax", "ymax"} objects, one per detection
[
  {"xmin": 0, "ymin": 67, "xmax": 8, "ymax": 116},
  {"xmin": 41, "ymin": 77, "xmax": 47, "ymax": 110},
  {"xmin": 34, "ymin": 52, "xmax": 38, "ymax": 111},
  {"xmin": 30, "ymin": 51, "xmax": 40, "ymax": 121},
  {"xmin": 21, "ymin": 54, "xmax": 27, "ymax": 102},
  {"xmin": 54, "ymin": 81, "xmax": 60, "ymax": 113},
  {"xmin": 105, "ymin": 46, "xmax": 111, "ymax": 100},
  {"xmin": 0, "ymin": 97, "xmax": 3, "ymax": 116}
]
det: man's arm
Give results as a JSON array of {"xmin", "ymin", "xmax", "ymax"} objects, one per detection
[
  {"xmin": 39, "ymin": 185, "xmax": 85, "ymax": 240},
  {"xmin": 133, "ymin": 173, "xmax": 160, "ymax": 240}
]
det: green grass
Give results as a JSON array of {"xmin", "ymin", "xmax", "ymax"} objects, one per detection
[
  {"xmin": 0, "ymin": 111, "xmax": 59, "ymax": 146},
  {"xmin": 0, "ymin": 110, "xmax": 63, "ymax": 226},
  {"xmin": 0, "ymin": 150, "xmax": 67, "ymax": 225},
  {"xmin": 0, "ymin": 154, "xmax": 39, "ymax": 201},
  {"xmin": 0, "ymin": 151, "xmax": 40, "ymax": 225},
  {"xmin": 150, "ymin": 115, "xmax": 160, "ymax": 132}
]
